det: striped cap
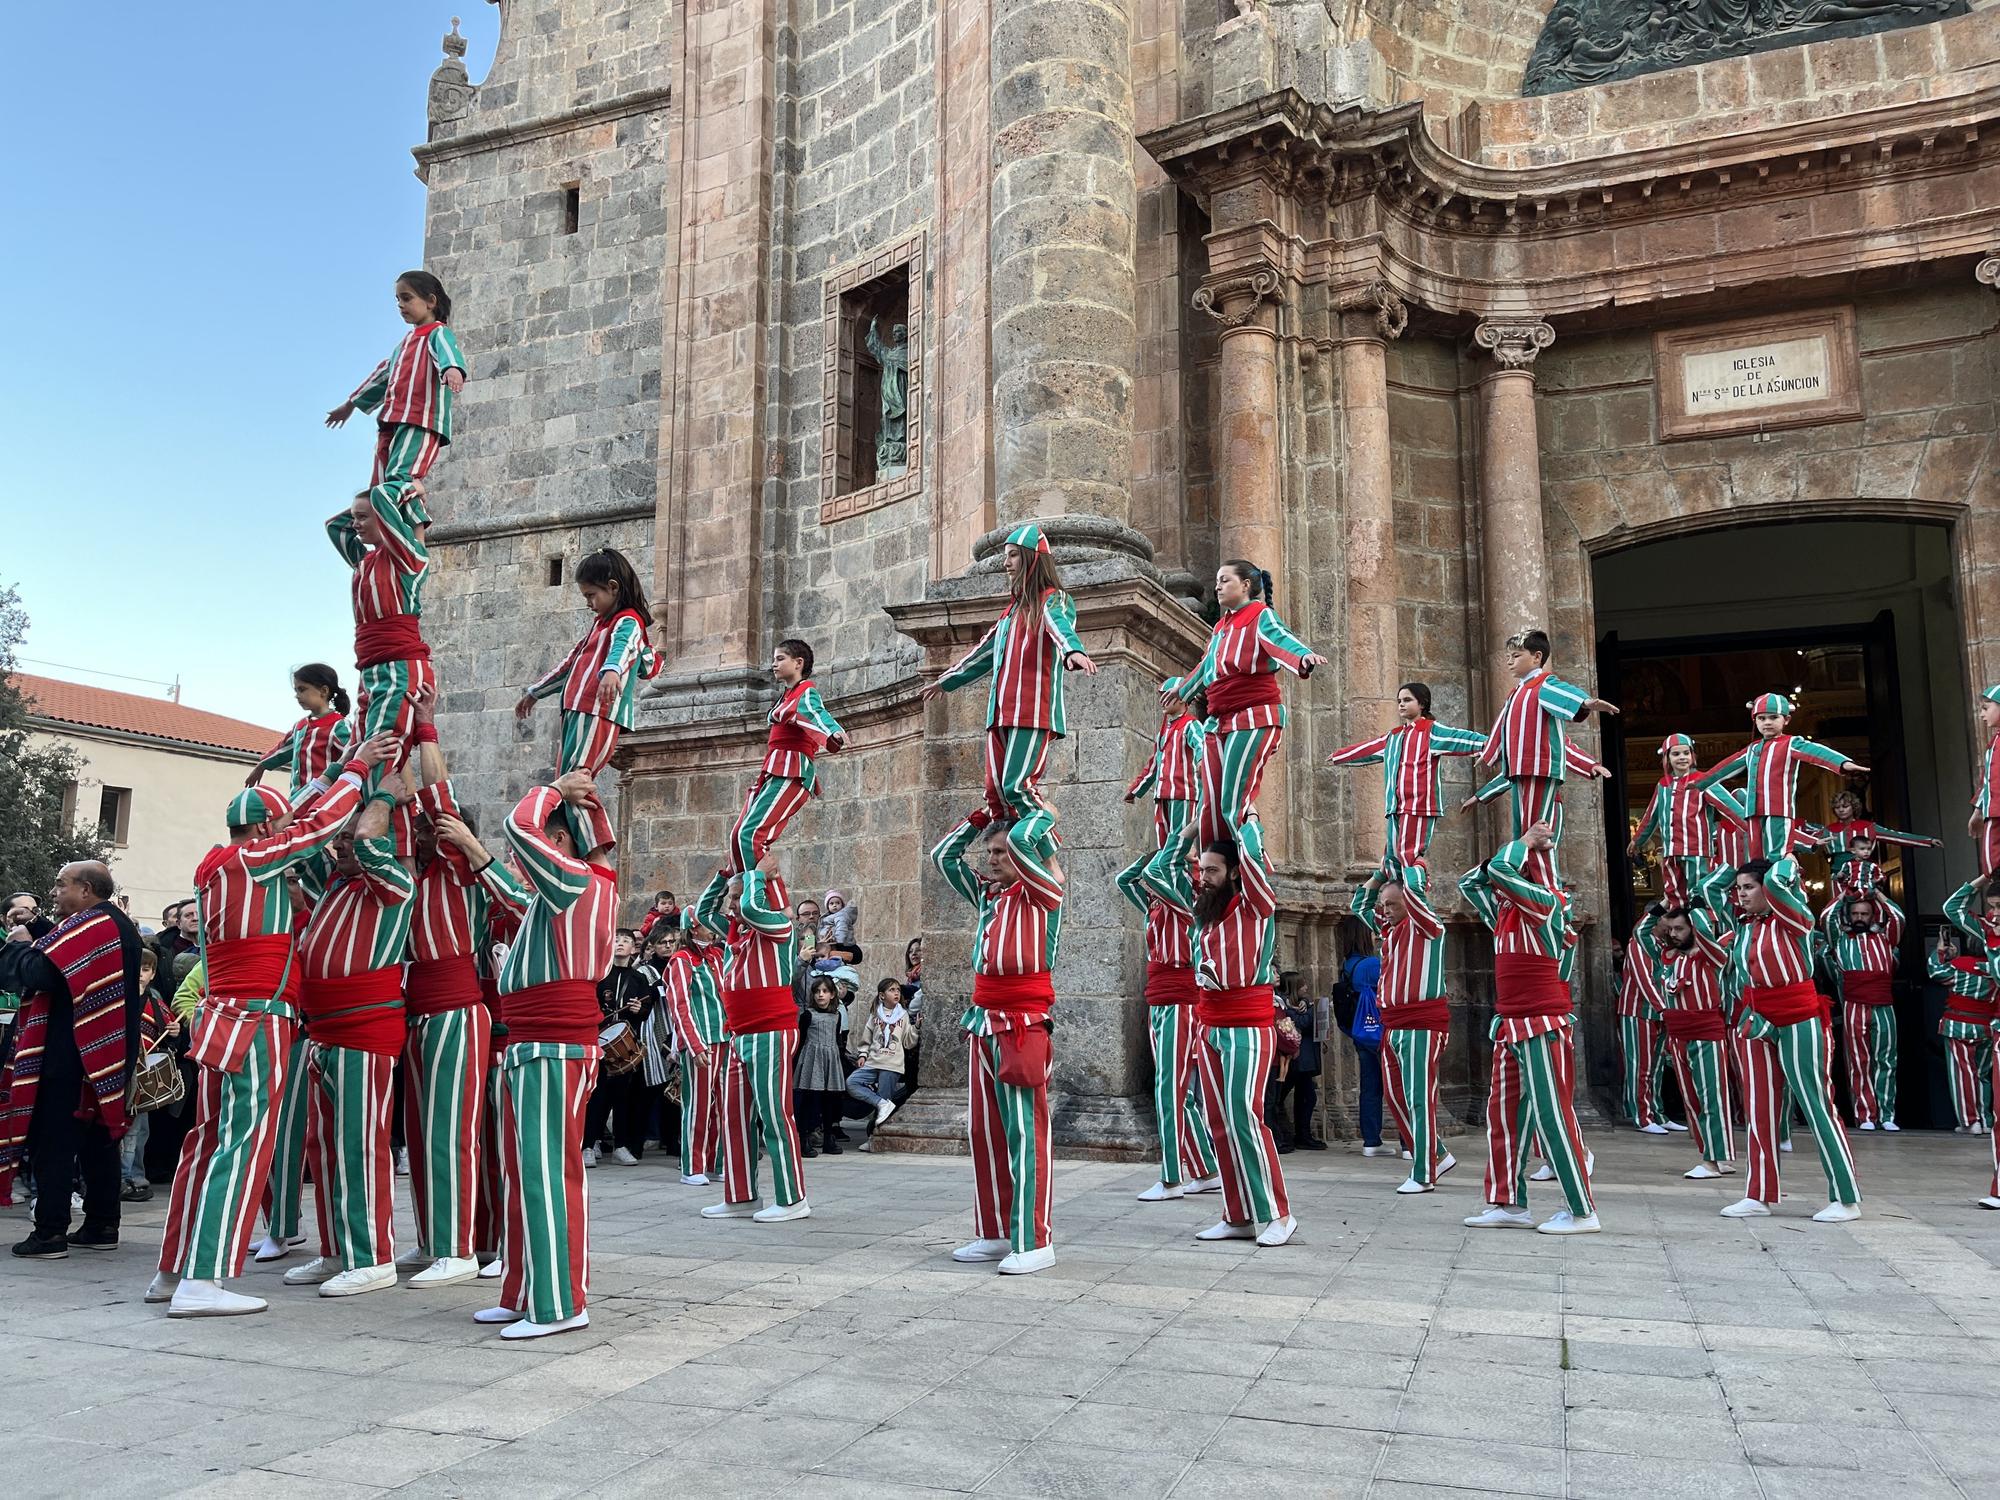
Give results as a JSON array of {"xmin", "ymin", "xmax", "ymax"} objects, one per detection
[
  {"xmin": 1984, "ymin": 684, "xmax": 2000, "ymax": 706},
  {"xmin": 227, "ymin": 785, "xmax": 290, "ymax": 829},
  {"xmin": 1656, "ymin": 733, "xmax": 1694, "ymax": 760},
  {"xmin": 1747, "ymin": 692, "xmax": 1794, "ymax": 717},
  {"xmin": 1160, "ymin": 676, "xmax": 1185, "ymax": 707},
  {"xmin": 1004, "ymin": 522, "xmax": 1050, "ymax": 554}
]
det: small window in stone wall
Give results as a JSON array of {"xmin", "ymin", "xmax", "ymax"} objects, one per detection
[
  {"xmin": 561, "ymin": 184, "xmax": 580, "ymax": 235},
  {"xmin": 821, "ymin": 230, "xmax": 924, "ymax": 524}
]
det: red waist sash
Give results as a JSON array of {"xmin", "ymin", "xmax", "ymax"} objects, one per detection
[
  {"xmin": 1746, "ymin": 981, "xmax": 1823, "ymax": 1027},
  {"xmin": 501, "ymin": 979, "xmax": 599, "ymax": 1046},
  {"xmin": 1662, "ymin": 1007, "xmax": 1728, "ymax": 1042},
  {"xmin": 972, "ymin": 970, "xmax": 1055, "ymax": 1018},
  {"xmin": 355, "ymin": 613, "xmax": 431, "ymax": 670},
  {"xmin": 1945, "ymin": 996, "xmax": 1996, "ymax": 1026},
  {"xmin": 767, "ymin": 723, "xmax": 816, "ymax": 756},
  {"xmin": 1841, "ymin": 970, "xmax": 1895, "ymax": 1008},
  {"xmin": 1205, "ymin": 673, "xmax": 1280, "ymax": 717},
  {"xmin": 724, "ymin": 983, "xmax": 797, "ymax": 1035},
  {"xmin": 205, "ymin": 934, "xmax": 295, "ymax": 1002},
  {"xmin": 302, "ymin": 968, "xmax": 407, "ymax": 1055},
  {"xmin": 1494, "ymin": 953, "xmax": 1570, "ymax": 1019},
  {"xmin": 1196, "ymin": 983, "xmax": 1273, "ymax": 1028},
  {"xmin": 406, "ymin": 955, "xmax": 484, "ymax": 1016},
  {"xmin": 1381, "ymin": 999, "xmax": 1451, "ymax": 1032},
  {"xmin": 1145, "ymin": 960, "xmax": 1197, "ymax": 1005}
]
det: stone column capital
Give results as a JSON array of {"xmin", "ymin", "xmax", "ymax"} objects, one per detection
[
  {"xmin": 1978, "ymin": 253, "xmax": 2000, "ymax": 290},
  {"xmin": 1334, "ymin": 281, "xmax": 1407, "ymax": 342},
  {"xmin": 1474, "ymin": 318, "xmax": 1556, "ymax": 370},
  {"xmin": 1192, "ymin": 268, "xmax": 1284, "ymax": 330}
]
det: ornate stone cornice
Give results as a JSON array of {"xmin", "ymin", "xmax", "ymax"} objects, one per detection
[
  {"xmin": 1980, "ymin": 253, "xmax": 2000, "ymax": 290},
  {"xmin": 1333, "ymin": 280, "xmax": 1407, "ymax": 340},
  {"xmin": 1474, "ymin": 319, "xmax": 1555, "ymax": 369},
  {"xmin": 1192, "ymin": 269, "xmax": 1283, "ymax": 327}
]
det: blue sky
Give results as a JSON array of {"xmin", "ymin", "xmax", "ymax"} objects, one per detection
[{"xmin": 2, "ymin": 7, "xmax": 498, "ymax": 729}]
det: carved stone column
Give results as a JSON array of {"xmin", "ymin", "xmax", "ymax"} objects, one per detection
[
  {"xmin": 1473, "ymin": 319, "xmax": 1556, "ymax": 692},
  {"xmin": 1335, "ymin": 283, "xmax": 1407, "ymax": 875},
  {"xmin": 1196, "ymin": 268, "xmax": 1286, "ymax": 571}
]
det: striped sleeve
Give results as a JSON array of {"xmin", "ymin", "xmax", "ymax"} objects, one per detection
[
  {"xmin": 936, "ymin": 622, "xmax": 999, "ymax": 694},
  {"xmin": 794, "ymin": 685, "xmax": 845, "ymax": 751},
  {"xmin": 1236, "ymin": 819, "xmax": 1276, "ymax": 917},
  {"xmin": 254, "ymin": 728, "xmax": 297, "ymax": 776},
  {"xmin": 1255, "ymin": 607, "xmax": 1316, "ymax": 675},
  {"xmin": 1876, "ymin": 891, "xmax": 1906, "ymax": 945},
  {"xmin": 1350, "ymin": 877, "xmax": 1383, "ymax": 936},
  {"xmin": 1010, "ymin": 812, "xmax": 1065, "ymax": 912},
  {"xmin": 690, "ymin": 871, "xmax": 729, "ymax": 938},
  {"xmin": 737, "ymin": 871, "xmax": 793, "ymax": 937},
  {"xmin": 1125, "ymin": 739, "xmax": 1159, "ymax": 800},
  {"xmin": 1040, "ymin": 590, "xmax": 1086, "ymax": 660},
  {"xmin": 526, "ymin": 635, "xmax": 586, "ymax": 701},
  {"xmin": 429, "ymin": 324, "xmax": 467, "ymax": 375},
  {"xmin": 1869, "ymin": 822, "xmax": 1940, "ymax": 850},
  {"xmin": 1429, "ymin": 723, "xmax": 1487, "ymax": 756},
  {"xmin": 1486, "ymin": 839, "xmax": 1559, "ymax": 920},
  {"xmin": 1631, "ymin": 786, "xmax": 1665, "ymax": 850},
  {"xmin": 1792, "ymin": 738, "xmax": 1851, "ymax": 774},
  {"xmin": 1694, "ymin": 745, "xmax": 1749, "ymax": 792},
  {"xmin": 349, "ymin": 358, "xmax": 391, "ymax": 412},
  {"xmin": 505, "ymin": 786, "xmax": 591, "ymax": 910},
  {"xmin": 602, "ymin": 614, "xmax": 644, "ymax": 679},
  {"xmin": 929, "ymin": 815, "xmax": 987, "ymax": 908},
  {"xmin": 1403, "ymin": 884, "xmax": 1446, "ymax": 940},
  {"xmin": 1180, "ymin": 629, "xmax": 1224, "ymax": 697},
  {"xmin": 355, "ymin": 833, "xmax": 416, "ymax": 905},
  {"xmin": 476, "ymin": 859, "xmax": 529, "ymax": 920},
  {"xmin": 1561, "ymin": 739, "xmax": 1603, "ymax": 777},
  {"xmin": 1470, "ymin": 772, "xmax": 1510, "ymax": 806},
  {"xmin": 1944, "ymin": 878, "xmax": 1984, "ymax": 942},
  {"xmin": 1325, "ymin": 731, "xmax": 1390, "ymax": 768},
  {"xmin": 1762, "ymin": 857, "xmax": 1814, "ymax": 935},
  {"xmin": 1538, "ymin": 675, "xmax": 1591, "ymax": 722},
  {"xmin": 1457, "ymin": 861, "xmax": 1501, "ymax": 933},
  {"xmin": 239, "ymin": 774, "xmax": 365, "ymax": 880},
  {"xmin": 325, "ymin": 511, "xmax": 367, "ymax": 568}
]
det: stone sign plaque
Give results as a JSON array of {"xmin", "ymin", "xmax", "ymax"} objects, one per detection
[{"xmin": 1655, "ymin": 307, "xmax": 1861, "ymax": 441}]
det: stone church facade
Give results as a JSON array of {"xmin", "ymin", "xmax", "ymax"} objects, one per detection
[{"xmin": 415, "ymin": 1, "xmax": 2000, "ymax": 1149}]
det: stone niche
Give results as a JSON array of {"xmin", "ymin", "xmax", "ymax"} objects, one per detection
[{"xmin": 820, "ymin": 230, "xmax": 925, "ymax": 524}]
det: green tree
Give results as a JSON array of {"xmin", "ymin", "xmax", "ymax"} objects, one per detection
[{"xmin": 0, "ymin": 585, "xmax": 110, "ymax": 902}]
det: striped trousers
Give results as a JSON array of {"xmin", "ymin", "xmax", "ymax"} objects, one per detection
[
  {"xmin": 1941, "ymin": 1021, "xmax": 1994, "ymax": 1131},
  {"xmin": 356, "ymin": 656, "xmax": 436, "ymax": 795},
  {"xmin": 725, "ymin": 774, "xmax": 813, "ymax": 877},
  {"xmin": 307, "ymin": 1044, "xmax": 399, "ymax": 1270},
  {"xmin": 1741, "ymin": 1014, "xmax": 1859, "ymax": 1206},
  {"xmin": 1195, "ymin": 725, "xmax": 1282, "ymax": 848},
  {"xmin": 261, "ymin": 1030, "xmax": 311, "ymax": 1241},
  {"xmin": 720, "ymin": 1029, "xmax": 806, "ymax": 1207},
  {"xmin": 1483, "ymin": 1025, "xmax": 1593, "ymax": 1216},
  {"xmin": 472, "ymin": 1057, "xmax": 506, "ymax": 1257},
  {"xmin": 1666, "ymin": 1035, "xmax": 1734, "ymax": 1164},
  {"xmin": 984, "ymin": 726, "xmax": 1053, "ymax": 823},
  {"xmin": 559, "ymin": 708, "xmax": 621, "ymax": 778},
  {"xmin": 1618, "ymin": 1014, "xmax": 1667, "ymax": 1128},
  {"xmin": 1148, "ymin": 1004, "xmax": 1216, "ymax": 1186},
  {"xmin": 1384, "ymin": 814, "xmax": 1438, "ymax": 894},
  {"xmin": 679, "ymin": 1040, "xmax": 727, "ymax": 1179},
  {"xmin": 402, "ymin": 1005, "xmax": 491, "ymax": 1259},
  {"xmin": 371, "ymin": 422, "xmax": 443, "ymax": 529},
  {"xmin": 1841, "ymin": 1002, "xmax": 1897, "ymax": 1127},
  {"xmin": 1117, "ymin": 800, "xmax": 1189, "ymax": 909},
  {"xmin": 1982, "ymin": 818, "xmax": 2000, "ymax": 875},
  {"xmin": 968, "ymin": 1029, "xmax": 1055, "ymax": 1253},
  {"xmin": 1752, "ymin": 815, "xmax": 1798, "ymax": 860},
  {"xmin": 1660, "ymin": 857, "xmax": 1708, "ymax": 911},
  {"xmin": 1195, "ymin": 1024, "xmax": 1289, "ymax": 1227},
  {"xmin": 497, "ymin": 1042, "xmax": 598, "ymax": 1325},
  {"xmin": 159, "ymin": 1009, "xmax": 296, "ymax": 1280},
  {"xmin": 1383, "ymin": 1027, "xmax": 1450, "ymax": 1185},
  {"xmin": 1503, "ymin": 777, "xmax": 1565, "ymax": 885}
]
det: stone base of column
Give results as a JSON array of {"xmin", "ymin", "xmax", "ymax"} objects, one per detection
[{"xmin": 871, "ymin": 1090, "xmax": 1157, "ymax": 1162}]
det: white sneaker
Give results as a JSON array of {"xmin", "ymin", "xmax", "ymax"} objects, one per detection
[
  {"xmin": 1979, "ymin": 1196, "xmax": 2000, "ymax": 1210},
  {"xmin": 1255, "ymin": 1215, "xmax": 1297, "ymax": 1247},
  {"xmin": 282, "ymin": 1256, "xmax": 339, "ymax": 1287},
  {"xmin": 1665, "ymin": 1119, "xmax": 1689, "ymax": 1132},
  {"xmin": 410, "ymin": 1256, "xmax": 479, "ymax": 1288},
  {"xmin": 145, "ymin": 1271, "xmax": 180, "ymax": 1304},
  {"xmin": 1529, "ymin": 1164, "xmax": 1555, "ymax": 1182},
  {"xmin": 1185, "ymin": 1175, "xmax": 1222, "ymax": 1194},
  {"xmin": 1882, "ymin": 1122, "xmax": 1900, "ymax": 1133},
  {"xmin": 679, "ymin": 1172, "xmax": 710, "ymax": 1186},
  {"xmin": 472, "ymin": 1304, "xmax": 523, "ymax": 1324},
  {"xmin": 253, "ymin": 1235, "xmax": 299, "ymax": 1264},
  {"xmin": 1720, "ymin": 1197, "xmax": 1772, "ymax": 1218},
  {"xmin": 1195, "ymin": 1220, "xmax": 1256, "ymax": 1241},
  {"xmin": 1436, "ymin": 1152, "xmax": 1458, "ymax": 1179},
  {"xmin": 1587, "ymin": 1150, "xmax": 1596, "ymax": 1175},
  {"xmin": 752, "ymin": 1200, "xmax": 811, "ymax": 1223},
  {"xmin": 1537, "ymin": 1210, "xmax": 1601, "ymax": 1235},
  {"xmin": 1685, "ymin": 1163, "xmax": 1723, "ymax": 1179},
  {"xmin": 320, "ymin": 1263, "xmax": 397, "ymax": 1297},
  {"xmin": 167, "ymin": 1279, "xmax": 267, "ymax": 1318},
  {"xmin": 1813, "ymin": 1201, "xmax": 1862, "ymax": 1223},
  {"xmin": 1858, "ymin": 1121, "xmax": 1876, "ymax": 1131},
  {"xmin": 478, "ymin": 1258, "xmax": 505, "ymax": 1279},
  {"xmin": 1463, "ymin": 1206, "xmax": 1533, "ymax": 1229},
  {"xmin": 701, "ymin": 1199, "xmax": 761, "ymax": 1219},
  {"xmin": 1399, "ymin": 1149, "xmax": 1413, "ymax": 1161},
  {"xmin": 500, "ymin": 1310, "xmax": 590, "ymax": 1340},
  {"xmin": 1779, "ymin": 1139, "xmax": 1794, "ymax": 1153},
  {"xmin": 582, "ymin": 1146, "xmax": 599, "ymax": 1168},
  {"xmin": 1360, "ymin": 1145, "xmax": 1391, "ymax": 1157},
  {"xmin": 997, "ymin": 1245, "xmax": 1055, "ymax": 1275},
  {"xmin": 1639, "ymin": 1123, "xmax": 1669, "ymax": 1135},
  {"xmin": 611, "ymin": 1147, "xmax": 640, "ymax": 1166},
  {"xmin": 1975, "ymin": 1126, "xmax": 1992, "ymax": 1137},
  {"xmin": 394, "ymin": 1147, "xmax": 410, "ymax": 1177},
  {"xmin": 1136, "ymin": 1181, "xmax": 1184, "ymax": 1202},
  {"xmin": 952, "ymin": 1238, "xmax": 1011, "ymax": 1263},
  {"xmin": 394, "ymin": 1246, "xmax": 433, "ymax": 1270},
  {"xmin": 1396, "ymin": 1177, "xmax": 1434, "ymax": 1194},
  {"xmin": 875, "ymin": 1098, "xmax": 897, "ymax": 1125}
]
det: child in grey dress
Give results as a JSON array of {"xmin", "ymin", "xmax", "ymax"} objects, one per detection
[{"xmin": 795, "ymin": 975, "xmax": 848, "ymax": 1156}]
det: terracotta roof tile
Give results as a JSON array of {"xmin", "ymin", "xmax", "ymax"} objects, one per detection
[{"xmin": 11, "ymin": 673, "xmax": 283, "ymax": 757}]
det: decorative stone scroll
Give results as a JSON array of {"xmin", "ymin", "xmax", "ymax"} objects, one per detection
[
  {"xmin": 1335, "ymin": 281, "xmax": 1408, "ymax": 340},
  {"xmin": 1653, "ymin": 306, "xmax": 1862, "ymax": 441},
  {"xmin": 1192, "ymin": 269, "xmax": 1282, "ymax": 329},
  {"xmin": 1474, "ymin": 319, "xmax": 1556, "ymax": 370},
  {"xmin": 1978, "ymin": 253, "xmax": 2000, "ymax": 290}
]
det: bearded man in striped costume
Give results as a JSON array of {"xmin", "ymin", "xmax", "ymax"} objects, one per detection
[
  {"xmin": 692, "ymin": 861, "xmax": 810, "ymax": 1224},
  {"xmin": 1352, "ymin": 872, "xmax": 1457, "ymax": 1193},
  {"xmin": 1819, "ymin": 889, "xmax": 1906, "ymax": 1133},
  {"xmin": 1696, "ymin": 694, "xmax": 1868, "ymax": 861},
  {"xmin": 1643, "ymin": 906, "xmax": 1738, "ymax": 1181},
  {"xmin": 1327, "ymin": 681, "xmax": 1485, "ymax": 895},
  {"xmin": 1460, "ymin": 823, "xmax": 1599, "ymax": 1235},
  {"xmin": 150, "ymin": 733, "xmax": 395, "ymax": 1317},
  {"xmin": 473, "ymin": 771, "xmax": 618, "ymax": 1339},
  {"xmin": 932, "ymin": 806, "xmax": 1066, "ymax": 1274},
  {"xmin": 1701, "ymin": 859, "xmax": 1860, "ymax": 1222}
]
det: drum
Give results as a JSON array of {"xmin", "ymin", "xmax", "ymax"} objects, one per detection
[
  {"xmin": 129, "ymin": 1050, "xmax": 186, "ymax": 1114},
  {"xmin": 598, "ymin": 1020, "xmax": 643, "ymax": 1076}
]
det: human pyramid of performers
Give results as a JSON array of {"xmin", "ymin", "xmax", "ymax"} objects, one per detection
[{"xmin": 122, "ymin": 271, "xmax": 2000, "ymax": 1337}]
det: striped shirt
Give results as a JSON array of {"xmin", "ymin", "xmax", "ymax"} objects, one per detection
[
  {"xmin": 1697, "ymin": 734, "xmax": 1849, "ymax": 821},
  {"xmin": 1703, "ymin": 856, "xmax": 1816, "ymax": 992},
  {"xmin": 1632, "ymin": 773, "xmax": 1748, "ymax": 861},
  {"xmin": 1979, "ymin": 738, "xmax": 2000, "ymax": 818},
  {"xmin": 254, "ymin": 713, "xmax": 355, "ymax": 798},
  {"xmin": 931, "ymin": 813, "xmax": 1065, "ymax": 976},
  {"xmin": 1478, "ymin": 670, "xmax": 1592, "ymax": 781},
  {"xmin": 299, "ymin": 834, "xmax": 416, "ymax": 979},
  {"xmin": 328, "ymin": 493, "xmax": 427, "ymax": 625},
  {"xmin": 1616, "ymin": 930, "xmax": 1666, "ymax": 1020},
  {"xmin": 1157, "ymin": 818, "xmax": 1276, "ymax": 992},
  {"xmin": 936, "ymin": 589, "xmax": 1088, "ymax": 734},
  {"xmin": 1183, "ymin": 602, "xmax": 1315, "ymax": 730},
  {"xmin": 1143, "ymin": 899, "xmax": 1193, "ymax": 969},
  {"xmin": 409, "ymin": 781, "xmax": 528, "ymax": 963},
  {"xmin": 1351, "ymin": 880, "xmax": 1448, "ymax": 1007},
  {"xmin": 759, "ymin": 680, "xmax": 846, "ymax": 789},
  {"xmin": 525, "ymin": 609, "xmax": 659, "ymax": 730},
  {"xmin": 1127, "ymin": 712, "xmax": 1203, "ymax": 803},
  {"xmin": 1944, "ymin": 876, "xmax": 2000, "ymax": 952},
  {"xmin": 663, "ymin": 943, "xmax": 727, "ymax": 1047},
  {"xmin": 691, "ymin": 870, "xmax": 798, "ymax": 992},
  {"xmin": 1817, "ymin": 892, "xmax": 1903, "ymax": 976},
  {"xmin": 349, "ymin": 321, "xmax": 467, "ymax": 440},
  {"xmin": 496, "ymin": 786, "xmax": 619, "ymax": 995},
  {"xmin": 1460, "ymin": 840, "xmax": 1577, "ymax": 1042},
  {"xmin": 1327, "ymin": 718, "xmax": 1485, "ymax": 817},
  {"xmin": 197, "ymin": 774, "xmax": 367, "ymax": 951}
]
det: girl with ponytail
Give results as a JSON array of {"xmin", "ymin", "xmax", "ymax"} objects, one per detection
[
  {"xmin": 1142, "ymin": 560, "xmax": 1325, "ymax": 899},
  {"xmin": 246, "ymin": 663, "xmax": 356, "ymax": 798},
  {"xmin": 723, "ymin": 638, "xmax": 848, "ymax": 874}
]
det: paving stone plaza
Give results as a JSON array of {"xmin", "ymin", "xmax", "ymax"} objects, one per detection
[{"xmin": 8, "ymin": 1130, "xmax": 1998, "ymax": 1497}]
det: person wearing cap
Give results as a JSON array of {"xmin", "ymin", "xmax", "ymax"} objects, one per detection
[
  {"xmin": 328, "ymin": 482, "xmax": 434, "ymax": 812},
  {"xmin": 1820, "ymin": 789, "xmax": 1939, "ymax": 896},
  {"xmin": 690, "ymin": 860, "xmax": 810, "ymax": 1225},
  {"xmin": 1352, "ymin": 870, "xmax": 1457, "ymax": 1194},
  {"xmin": 1971, "ymin": 686, "xmax": 2000, "ymax": 873},
  {"xmin": 1640, "ymin": 901, "xmax": 1738, "ymax": 1181},
  {"xmin": 1466, "ymin": 629, "xmax": 1617, "ymax": 887},
  {"xmin": 1459, "ymin": 823, "xmax": 1599, "ymax": 1235},
  {"xmin": 150, "ymin": 732, "xmax": 396, "ymax": 1318},
  {"xmin": 922, "ymin": 523, "xmax": 1097, "ymax": 871},
  {"xmin": 724, "ymin": 638, "xmax": 846, "ymax": 876},
  {"xmin": 1818, "ymin": 886, "xmax": 1905, "ymax": 1132},
  {"xmin": 1695, "ymin": 693, "xmax": 1868, "ymax": 861},
  {"xmin": 931, "ymin": 804, "xmax": 1067, "ymax": 1273},
  {"xmin": 475, "ymin": 771, "xmax": 620, "ymax": 1339},
  {"xmin": 1627, "ymin": 734, "xmax": 1750, "ymax": 909},
  {"xmin": 1326, "ymin": 681, "xmax": 1485, "ymax": 895},
  {"xmin": 664, "ymin": 906, "xmax": 729, "ymax": 1186},
  {"xmin": 1699, "ymin": 858, "xmax": 1861, "ymax": 1222}
]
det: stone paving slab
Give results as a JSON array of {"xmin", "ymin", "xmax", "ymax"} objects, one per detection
[{"xmin": 2, "ymin": 1127, "xmax": 1996, "ymax": 1496}]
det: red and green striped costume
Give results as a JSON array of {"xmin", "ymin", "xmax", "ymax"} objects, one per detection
[
  {"xmin": 1328, "ymin": 717, "xmax": 1485, "ymax": 893},
  {"xmin": 1476, "ymin": 669, "xmax": 1601, "ymax": 885},
  {"xmin": 1941, "ymin": 878, "xmax": 1999, "ymax": 1135},
  {"xmin": 349, "ymin": 320, "xmax": 466, "ymax": 529},
  {"xmin": 663, "ymin": 934, "xmax": 728, "ymax": 1179},
  {"xmin": 524, "ymin": 607, "xmax": 662, "ymax": 793},
  {"xmin": 328, "ymin": 494, "xmax": 430, "ymax": 803},
  {"xmin": 1118, "ymin": 708, "xmax": 1204, "ymax": 899},
  {"xmin": 725, "ymin": 678, "xmax": 847, "ymax": 875},
  {"xmin": 1974, "ymin": 723, "xmax": 2000, "ymax": 873},
  {"xmin": 1818, "ymin": 891, "xmax": 1904, "ymax": 1129},
  {"xmin": 1615, "ymin": 929, "xmax": 1668, "ymax": 1130},
  {"xmin": 1697, "ymin": 733, "xmax": 1851, "ymax": 860},
  {"xmin": 1353, "ymin": 876, "xmax": 1452, "ymax": 1185},
  {"xmin": 1115, "ymin": 865, "xmax": 1215, "ymax": 1188},
  {"xmin": 933, "ymin": 807, "xmax": 1065, "ymax": 1253},
  {"xmin": 1630, "ymin": 771, "xmax": 1749, "ymax": 908},
  {"xmin": 1640, "ymin": 910, "xmax": 1737, "ymax": 1167},
  {"xmin": 252, "ymin": 712, "xmax": 355, "ymax": 801}
]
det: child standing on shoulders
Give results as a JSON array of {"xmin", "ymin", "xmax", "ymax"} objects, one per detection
[{"xmin": 327, "ymin": 271, "xmax": 465, "ymax": 529}]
